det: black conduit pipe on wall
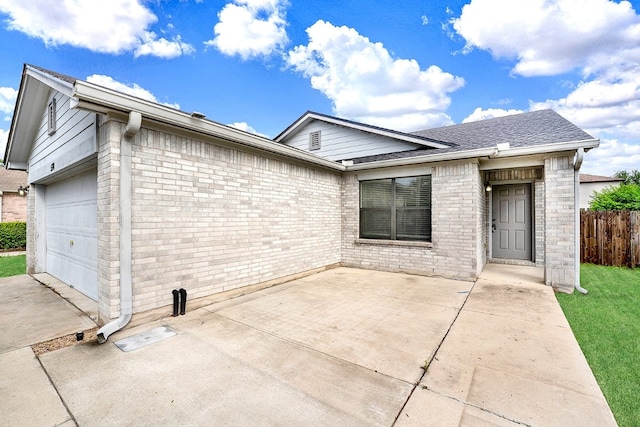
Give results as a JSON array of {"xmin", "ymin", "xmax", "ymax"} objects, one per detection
[
  {"xmin": 179, "ymin": 288, "xmax": 187, "ymax": 315},
  {"xmin": 172, "ymin": 289, "xmax": 179, "ymax": 317}
]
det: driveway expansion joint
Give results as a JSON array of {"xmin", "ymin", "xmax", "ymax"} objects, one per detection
[
  {"xmin": 218, "ymin": 313, "xmax": 415, "ymax": 386},
  {"xmin": 35, "ymin": 352, "xmax": 78, "ymax": 427},
  {"xmin": 391, "ymin": 278, "xmax": 478, "ymax": 426}
]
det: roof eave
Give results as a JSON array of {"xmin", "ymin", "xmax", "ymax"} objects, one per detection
[
  {"xmin": 274, "ymin": 111, "xmax": 452, "ymax": 149},
  {"xmin": 5, "ymin": 65, "xmax": 75, "ymax": 170},
  {"xmin": 346, "ymin": 138, "xmax": 600, "ymax": 171},
  {"xmin": 72, "ymin": 82, "xmax": 345, "ymax": 172}
]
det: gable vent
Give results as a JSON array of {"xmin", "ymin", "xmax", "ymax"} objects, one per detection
[
  {"xmin": 47, "ymin": 98, "xmax": 57, "ymax": 135},
  {"xmin": 309, "ymin": 131, "xmax": 321, "ymax": 151}
]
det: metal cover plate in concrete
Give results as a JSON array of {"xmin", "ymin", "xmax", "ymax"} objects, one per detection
[{"xmin": 114, "ymin": 326, "xmax": 176, "ymax": 352}]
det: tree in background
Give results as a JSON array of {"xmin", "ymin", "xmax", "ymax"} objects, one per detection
[
  {"xmin": 590, "ymin": 183, "xmax": 640, "ymax": 210},
  {"xmin": 614, "ymin": 169, "xmax": 640, "ymax": 186}
]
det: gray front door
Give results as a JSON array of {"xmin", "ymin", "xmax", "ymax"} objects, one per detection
[{"xmin": 492, "ymin": 184, "xmax": 532, "ymax": 260}]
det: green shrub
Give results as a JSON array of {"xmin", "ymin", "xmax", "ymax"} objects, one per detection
[
  {"xmin": 589, "ymin": 184, "xmax": 640, "ymax": 211},
  {"xmin": 0, "ymin": 222, "xmax": 26, "ymax": 250}
]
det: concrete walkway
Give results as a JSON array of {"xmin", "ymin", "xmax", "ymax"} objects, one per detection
[
  {"xmin": 398, "ymin": 264, "xmax": 617, "ymax": 426},
  {"xmin": 0, "ymin": 266, "xmax": 617, "ymax": 426}
]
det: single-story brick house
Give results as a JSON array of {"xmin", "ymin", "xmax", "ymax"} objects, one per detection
[
  {"xmin": 0, "ymin": 168, "xmax": 28, "ymax": 222},
  {"xmin": 5, "ymin": 64, "xmax": 598, "ymax": 341}
]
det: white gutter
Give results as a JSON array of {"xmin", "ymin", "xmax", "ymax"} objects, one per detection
[
  {"xmin": 96, "ymin": 111, "xmax": 140, "ymax": 343},
  {"xmin": 345, "ymin": 138, "xmax": 599, "ymax": 171},
  {"xmin": 71, "ymin": 82, "xmax": 345, "ymax": 172},
  {"xmin": 346, "ymin": 147, "xmax": 498, "ymax": 170},
  {"xmin": 573, "ymin": 148, "xmax": 588, "ymax": 294}
]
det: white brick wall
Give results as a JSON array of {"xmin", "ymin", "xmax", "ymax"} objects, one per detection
[
  {"xmin": 341, "ymin": 161, "xmax": 483, "ymax": 280},
  {"xmin": 534, "ymin": 180, "xmax": 545, "ymax": 266},
  {"xmin": 544, "ymin": 155, "xmax": 576, "ymax": 291},
  {"xmin": 92, "ymin": 115, "xmax": 578, "ymax": 319},
  {"xmin": 96, "ymin": 122, "xmax": 342, "ymax": 318},
  {"xmin": 26, "ymin": 186, "xmax": 36, "ymax": 274},
  {"xmin": 97, "ymin": 119, "xmax": 122, "ymax": 322}
]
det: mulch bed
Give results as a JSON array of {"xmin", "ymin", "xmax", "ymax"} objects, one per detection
[{"xmin": 31, "ymin": 327, "xmax": 99, "ymax": 356}]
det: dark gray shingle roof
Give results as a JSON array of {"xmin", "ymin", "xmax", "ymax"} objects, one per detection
[
  {"xmin": 28, "ymin": 64, "xmax": 77, "ymax": 84},
  {"xmin": 411, "ymin": 109, "xmax": 594, "ymax": 150},
  {"xmin": 349, "ymin": 109, "xmax": 595, "ymax": 164}
]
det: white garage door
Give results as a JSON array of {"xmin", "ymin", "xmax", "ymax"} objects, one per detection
[{"xmin": 45, "ymin": 169, "xmax": 98, "ymax": 300}]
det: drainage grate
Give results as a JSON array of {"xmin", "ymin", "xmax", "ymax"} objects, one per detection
[{"xmin": 114, "ymin": 326, "xmax": 176, "ymax": 352}]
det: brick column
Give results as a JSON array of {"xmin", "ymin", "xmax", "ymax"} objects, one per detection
[
  {"xmin": 544, "ymin": 155, "xmax": 575, "ymax": 292},
  {"xmin": 96, "ymin": 118, "xmax": 123, "ymax": 323}
]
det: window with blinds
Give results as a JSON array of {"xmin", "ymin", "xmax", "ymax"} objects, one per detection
[{"xmin": 359, "ymin": 176, "xmax": 431, "ymax": 242}]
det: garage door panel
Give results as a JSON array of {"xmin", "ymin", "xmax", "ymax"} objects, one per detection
[{"xmin": 45, "ymin": 170, "xmax": 98, "ymax": 301}]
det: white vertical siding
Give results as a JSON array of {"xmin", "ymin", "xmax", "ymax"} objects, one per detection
[{"xmin": 281, "ymin": 121, "xmax": 424, "ymax": 161}]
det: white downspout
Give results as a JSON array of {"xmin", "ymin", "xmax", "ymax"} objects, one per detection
[
  {"xmin": 97, "ymin": 111, "xmax": 141, "ymax": 343},
  {"xmin": 573, "ymin": 148, "xmax": 588, "ymax": 294}
]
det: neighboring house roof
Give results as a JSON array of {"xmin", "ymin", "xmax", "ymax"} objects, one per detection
[
  {"xmin": 0, "ymin": 169, "xmax": 27, "ymax": 192},
  {"xmin": 274, "ymin": 110, "xmax": 454, "ymax": 149},
  {"xmin": 580, "ymin": 174, "xmax": 624, "ymax": 183}
]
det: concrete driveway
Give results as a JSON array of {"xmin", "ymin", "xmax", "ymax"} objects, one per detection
[{"xmin": 0, "ymin": 266, "xmax": 617, "ymax": 426}]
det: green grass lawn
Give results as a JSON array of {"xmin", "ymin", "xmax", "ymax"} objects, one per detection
[
  {"xmin": 0, "ymin": 254, "xmax": 26, "ymax": 277},
  {"xmin": 557, "ymin": 264, "xmax": 640, "ymax": 427}
]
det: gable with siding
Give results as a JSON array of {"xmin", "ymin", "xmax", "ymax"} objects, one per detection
[
  {"xmin": 29, "ymin": 91, "xmax": 97, "ymax": 184},
  {"xmin": 279, "ymin": 119, "xmax": 430, "ymax": 162}
]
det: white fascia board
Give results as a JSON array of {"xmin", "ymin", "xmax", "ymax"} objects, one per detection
[
  {"xmin": 491, "ymin": 139, "xmax": 600, "ymax": 158},
  {"xmin": 6, "ymin": 161, "xmax": 28, "ymax": 171},
  {"xmin": 5, "ymin": 73, "xmax": 54, "ymax": 166},
  {"xmin": 479, "ymin": 156, "xmax": 544, "ymax": 170},
  {"xmin": 346, "ymin": 147, "xmax": 497, "ymax": 171},
  {"xmin": 346, "ymin": 138, "xmax": 600, "ymax": 171},
  {"xmin": 275, "ymin": 112, "xmax": 451, "ymax": 149},
  {"xmin": 25, "ymin": 65, "xmax": 74, "ymax": 97},
  {"xmin": 72, "ymin": 81, "xmax": 345, "ymax": 172}
]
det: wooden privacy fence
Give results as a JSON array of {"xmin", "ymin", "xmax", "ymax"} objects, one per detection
[{"xmin": 580, "ymin": 210, "xmax": 640, "ymax": 268}]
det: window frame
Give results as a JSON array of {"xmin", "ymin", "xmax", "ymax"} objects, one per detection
[{"xmin": 359, "ymin": 175, "xmax": 432, "ymax": 243}]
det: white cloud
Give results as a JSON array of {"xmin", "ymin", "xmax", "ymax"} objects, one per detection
[
  {"xmin": 205, "ymin": 0, "xmax": 288, "ymax": 60},
  {"xmin": 462, "ymin": 107, "xmax": 524, "ymax": 123},
  {"xmin": 86, "ymin": 75, "xmax": 180, "ymax": 109},
  {"xmin": 582, "ymin": 139, "xmax": 640, "ymax": 176},
  {"xmin": 0, "ymin": 128, "xmax": 8, "ymax": 162},
  {"xmin": 134, "ymin": 33, "xmax": 195, "ymax": 59},
  {"xmin": 453, "ymin": 0, "xmax": 640, "ymax": 177},
  {"xmin": 286, "ymin": 20, "xmax": 465, "ymax": 131},
  {"xmin": 530, "ymin": 66, "xmax": 640, "ymax": 130},
  {"xmin": 452, "ymin": 0, "xmax": 640, "ymax": 77},
  {"xmin": 1, "ymin": 87, "xmax": 16, "ymax": 162},
  {"xmin": 228, "ymin": 122, "xmax": 269, "ymax": 137},
  {"xmin": 0, "ymin": 86, "xmax": 17, "ymax": 115},
  {"xmin": 0, "ymin": 0, "xmax": 194, "ymax": 57}
]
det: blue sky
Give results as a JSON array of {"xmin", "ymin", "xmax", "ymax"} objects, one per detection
[{"xmin": 1, "ymin": 0, "xmax": 639, "ymax": 176}]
